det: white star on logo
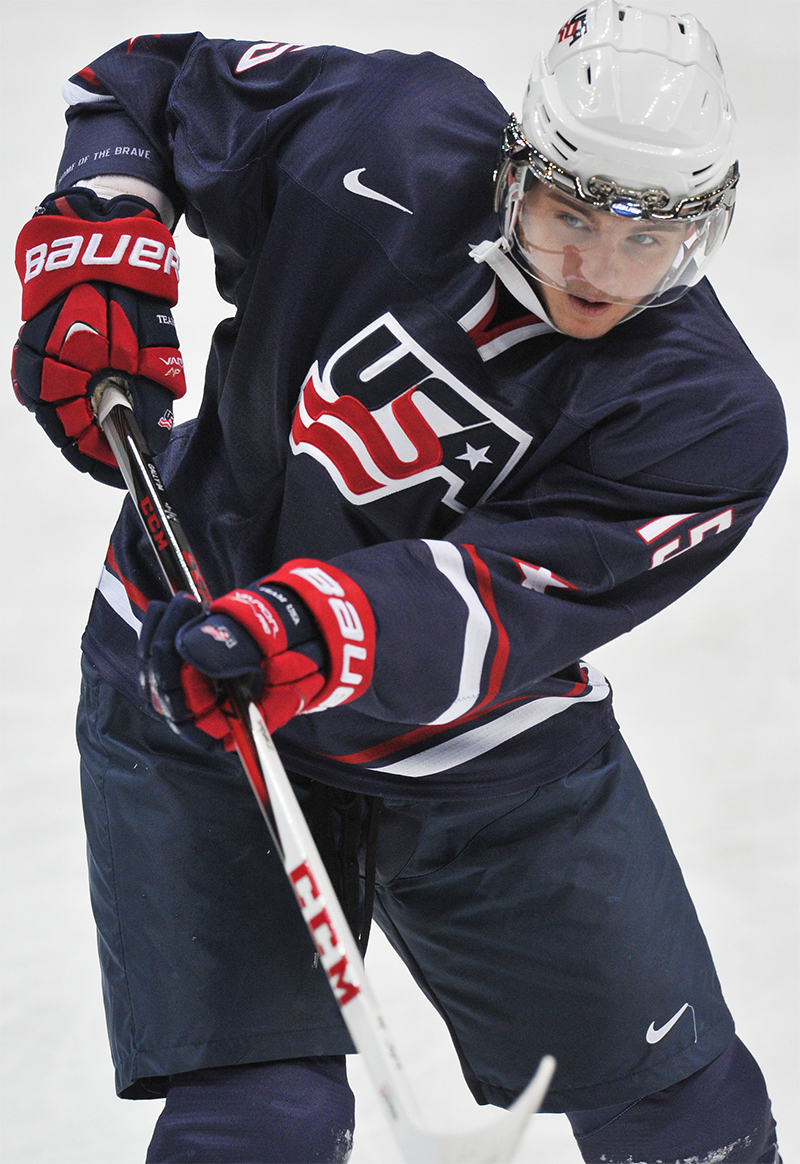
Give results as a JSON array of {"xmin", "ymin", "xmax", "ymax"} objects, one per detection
[{"xmin": 456, "ymin": 443, "xmax": 492, "ymax": 470}]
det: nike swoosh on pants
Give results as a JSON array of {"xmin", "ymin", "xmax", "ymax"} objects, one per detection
[{"xmin": 646, "ymin": 1002, "xmax": 694, "ymax": 1044}]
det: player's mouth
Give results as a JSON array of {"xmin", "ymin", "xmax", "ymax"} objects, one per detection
[{"xmin": 565, "ymin": 293, "xmax": 615, "ymax": 317}]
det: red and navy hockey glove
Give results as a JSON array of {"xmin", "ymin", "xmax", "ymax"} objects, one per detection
[
  {"xmin": 12, "ymin": 186, "xmax": 185, "ymax": 486},
  {"xmin": 139, "ymin": 561, "xmax": 376, "ymax": 751}
]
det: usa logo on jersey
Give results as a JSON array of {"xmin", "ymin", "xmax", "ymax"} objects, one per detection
[{"xmin": 290, "ymin": 313, "xmax": 531, "ymax": 513}]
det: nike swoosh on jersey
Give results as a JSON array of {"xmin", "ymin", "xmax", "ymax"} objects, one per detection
[
  {"xmin": 646, "ymin": 1002, "xmax": 692, "ymax": 1044},
  {"xmin": 342, "ymin": 168, "xmax": 413, "ymax": 215}
]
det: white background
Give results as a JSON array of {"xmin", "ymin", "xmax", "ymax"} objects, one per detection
[{"xmin": 1, "ymin": 2, "xmax": 797, "ymax": 1161}]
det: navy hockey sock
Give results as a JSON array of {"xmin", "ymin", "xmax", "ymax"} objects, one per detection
[
  {"xmin": 567, "ymin": 1037, "xmax": 780, "ymax": 1163},
  {"xmin": 145, "ymin": 1057, "xmax": 355, "ymax": 1163}
]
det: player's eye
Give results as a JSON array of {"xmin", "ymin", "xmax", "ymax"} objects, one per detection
[
  {"xmin": 557, "ymin": 212, "xmax": 592, "ymax": 230},
  {"xmin": 627, "ymin": 231, "xmax": 660, "ymax": 247}
]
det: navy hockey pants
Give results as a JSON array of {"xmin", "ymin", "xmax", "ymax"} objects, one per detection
[{"xmin": 77, "ymin": 658, "xmax": 779, "ymax": 1151}]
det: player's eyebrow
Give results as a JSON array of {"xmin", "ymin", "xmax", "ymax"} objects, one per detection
[{"xmin": 545, "ymin": 189, "xmax": 595, "ymax": 216}]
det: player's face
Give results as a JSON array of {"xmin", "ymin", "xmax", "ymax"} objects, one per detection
[{"xmin": 517, "ymin": 185, "xmax": 691, "ymax": 339}]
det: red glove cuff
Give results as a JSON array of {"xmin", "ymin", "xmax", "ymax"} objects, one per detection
[
  {"xmin": 16, "ymin": 212, "xmax": 180, "ymax": 320},
  {"xmin": 266, "ymin": 560, "xmax": 376, "ymax": 713}
]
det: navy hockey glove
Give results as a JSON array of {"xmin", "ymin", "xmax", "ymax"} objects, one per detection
[
  {"xmin": 12, "ymin": 187, "xmax": 185, "ymax": 486},
  {"xmin": 140, "ymin": 561, "xmax": 376, "ymax": 750}
]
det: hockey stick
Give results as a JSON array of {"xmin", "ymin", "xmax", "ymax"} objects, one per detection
[{"xmin": 93, "ymin": 376, "xmax": 556, "ymax": 1164}]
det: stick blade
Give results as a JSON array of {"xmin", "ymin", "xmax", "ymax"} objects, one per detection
[{"xmin": 397, "ymin": 1055, "xmax": 556, "ymax": 1164}]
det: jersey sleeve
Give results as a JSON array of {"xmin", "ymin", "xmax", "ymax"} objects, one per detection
[
  {"xmin": 54, "ymin": 34, "xmax": 337, "ymax": 298},
  {"xmin": 56, "ymin": 37, "xmax": 201, "ymax": 214},
  {"xmin": 329, "ymin": 368, "xmax": 787, "ymax": 727}
]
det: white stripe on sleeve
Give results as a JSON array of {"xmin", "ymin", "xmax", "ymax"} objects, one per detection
[
  {"xmin": 421, "ymin": 540, "xmax": 492, "ymax": 726},
  {"xmin": 370, "ymin": 664, "xmax": 610, "ymax": 777},
  {"xmin": 97, "ymin": 566, "xmax": 142, "ymax": 637},
  {"xmin": 62, "ymin": 79, "xmax": 116, "ymax": 106}
]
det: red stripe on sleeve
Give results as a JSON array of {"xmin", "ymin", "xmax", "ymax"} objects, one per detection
[
  {"xmin": 76, "ymin": 66, "xmax": 100, "ymax": 86},
  {"xmin": 106, "ymin": 545, "xmax": 150, "ymax": 612},
  {"xmin": 324, "ymin": 694, "xmax": 534, "ymax": 766},
  {"xmin": 462, "ymin": 544, "xmax": 509, "ymax": 708}
]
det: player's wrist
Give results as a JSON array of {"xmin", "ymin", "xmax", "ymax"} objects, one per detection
[{"xmin": 75, "ymin": 176, "xmax": 177, "ymax": 231}]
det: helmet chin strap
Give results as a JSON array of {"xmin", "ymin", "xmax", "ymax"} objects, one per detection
[{"xmin": 469, "ymin": 238, "xmax": 561, "ymax": 332}]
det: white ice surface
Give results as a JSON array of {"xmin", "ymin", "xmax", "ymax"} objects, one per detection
[{"xmin": 1, "ymin": 3, "xmax": 797, "ymax": 1162}]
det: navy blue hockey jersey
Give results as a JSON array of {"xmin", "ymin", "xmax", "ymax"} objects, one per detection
[{"xmin": 55, "ymin": 34, "xmax": 786, "ymax": 797}]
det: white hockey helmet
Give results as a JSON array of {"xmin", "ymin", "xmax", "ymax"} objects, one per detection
[{"xmin": 494, "ymin": 1, "xmax": 739, "ymax": 308}]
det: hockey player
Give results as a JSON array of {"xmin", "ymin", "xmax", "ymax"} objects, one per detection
[{"xmin": 11, "ymin": 3, "xmax": 786, "ymax": 1161}]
